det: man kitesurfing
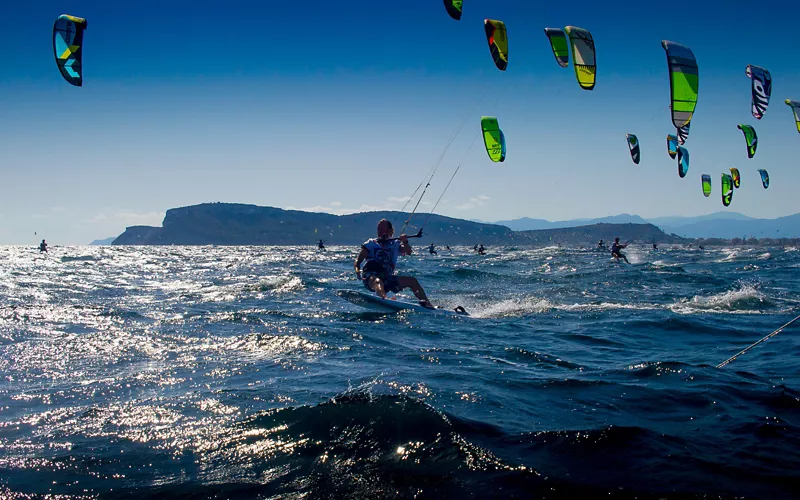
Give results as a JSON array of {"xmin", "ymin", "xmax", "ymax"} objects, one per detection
[
  {"xmin": 354, "ymin": 219, "xmax": 434, "ymax": 309},
  {"xmin": 611, "ymin": 237, "xmax": 630, "ymax": 264}
]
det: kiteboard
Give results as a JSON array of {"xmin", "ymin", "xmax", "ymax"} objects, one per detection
[{"xmin": 336, "ymin": 290, "xmax": 469, "ymax": 316}]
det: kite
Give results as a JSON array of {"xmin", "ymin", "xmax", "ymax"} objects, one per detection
[
  {"xmin": 786, "ymin": 100, "xmax": 800, "ymax": 133},
  {"xmin": 721, "ymin": 173, "xmax": 733, "ymax": 207},
  {"xmin": 564, "ymin": 26, "xmax": 596, "ymax": 90},
  {"xmin": 745, "ymin": 65, "xmax": 772, "ymax": 119},
  {"xmin": 677, "ymin": 122, "xmax": 690, "ymax": 145},
  {"xmin": 730, "ymin": 167, "xmax": 741, "ymax": 189},
  {"xmin": 544, "ymin": 28, "xmax": 569, "ymax": 68},
  {"xmin": 443, "ymin": 0, "xmax": 462, "ymax": 20},
  {"xmin": 481, "ymin": 116, "xmax": 505, "ymax": 162},
  {"xmin": 757, "ymin": 169, "xmax": 769, "ymax": 189},
  {"xmin": 53, "ymin": 14, "xmax": 87, "ymax": 86},
  {"xmin": 667, "ymin": 134, "xmax": 678, "ymax": 159},
  {"xmin": 678, "ymin": 147, "xmax": 689, "ymax": 178},
  {"xmin": 626, "ymin": 134, "xmax": 640, "ymax": 164},
  {"xmin": 702, "ymin": 174, "xmax": 712, "ymax": 197},
  {"xmin": 484, "ymin": 20, "xmax": 508, "ymax": 71},
  {"xmin": 662, "ymin": 40, "xmax": 699, "ymax": 128},
  {"xmin": 737, "ymin": 124, "xmax": 758, "ymax": 158}
]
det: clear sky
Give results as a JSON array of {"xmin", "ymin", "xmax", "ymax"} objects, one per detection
[{"xmin": 2, "ymin": 0, "xmax": 799, "ymax": 244}]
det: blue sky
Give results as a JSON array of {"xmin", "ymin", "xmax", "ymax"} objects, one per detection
[{"xmin": 1, "ymin": 0, "xmax": 799, "ymax": 244}]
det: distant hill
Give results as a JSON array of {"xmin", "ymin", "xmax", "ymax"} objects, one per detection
[
  {"xmin": 494, "ymin": 212, "xmax": 800, "ymax": 238},
  {"xmin": 661, "ymin": 213, "xmax": 800, "ymax": 239},
  {"xmin": 495, "ymin": 214, "xmax": 649, "ymax": 231},
  {"xmin": 649, "ymin": 212, "xmax": 754, "ymax": 229},
  {"xmin": 112, "ymin": 203, "xmax": 686, "ymax": 246},
  {"xmin": 517, "ymin": 223, "xmax": 686, "ymax": 246},
  {"xmin": 493, "ymin": 217, "xmax": 554, "ymax": 231},
  {"xmin": 89, "ymin": 237, "xmax": 116, "ymax": 245},
  {"xmin": 114, "ymin": 203, "xmax": 517, "ymax": 246}
]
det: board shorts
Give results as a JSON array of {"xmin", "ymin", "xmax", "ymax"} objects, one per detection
[{"xmin": 361, "ymin": 261, "xmax": 402, "ymax": 294}]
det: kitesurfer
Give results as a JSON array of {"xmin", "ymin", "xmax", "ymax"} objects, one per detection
[
  {"xmin": 39, "ymin": 239, "xmax": 48, "ymax": 253},
  {"xmin": 652, "ymin": 243, "xmax": 658, "ymax": 251},
  {"xmin": 354, "ymin": 219, "xmax": 433, "ymax": 308},
  {"xmin": 611, "ymin": 238, "xmax": 629, "ymax": 264},
  {"xmin": 598, "ymin": 239, "xmax": 606, "ymax": 249},
  {"xmin": 428, "ymin": 244, "xmax": 437, "ymax": 256},
  {"xmin": 318, "ymin": 239, "xmax": 326, "ymax": 251},
  {"xmin": 478, "ymin": 244, "xmax": 486, "ymax": 255}
]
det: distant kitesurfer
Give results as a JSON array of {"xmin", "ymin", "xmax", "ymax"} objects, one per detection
[
  {"xmin": 478, "ymin": 244, "xmax": 486, "ymax": 256},
  {"xmin": 39, "ymin": 239, "xmax": 48, "ymax": 253},
  {"xmin": 318, "ymin": 239, "xmax": 326, "ymax": 251},
  {"xmin": 652, "ymin": 243, "xmax": 658, "ymax": 251},
  {"xmin": 473, "ymin": 244, "xmax": 479, "ymax": 252},
  {"xmin": 611, "ymin": 237, "xmax": 629, "ymax": 264},
  {"xmin": 445, "ymin": 245, "xmax": 451, "ymax": 251},
  {"xmin": 428, "ymin": 244, "xmax": 437, "ymax": 256},
  {"xmin": 354, "ymin": 219, "xmax": 433, "ymax": 308}
]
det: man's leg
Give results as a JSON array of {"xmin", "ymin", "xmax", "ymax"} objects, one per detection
[
  {"xmin": 396, "ymin": 276, "xmax": 431, "ymax": 305},
  {"xmin": 367, "ymin": 276, "xmax": 388, "ymax": 299}
]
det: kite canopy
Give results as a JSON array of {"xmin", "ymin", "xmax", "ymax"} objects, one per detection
[
  {"xmin": 737, "ymin": 124, "xmax": 758, "ymax": 159},
  {"xmin": 484, "ymin": 20, "xmax": 508, "ymax": 71},
  {"xmin": 564, "ymin": 26, "xmax": 596, "ymax": 90},
  {"xmin": 786, "ymin": 100, "xmax": 800, "ymax": 133},
  {"xmin": 745, "ymin": 65, "xmax": 772, "ymax": 119},
  {"xmin": 730, "ymin": 167, "xmax": 741, "ymax": 189},
  {"xmin": 662, "ymin": 40, "xmax": 699, "ymax": 129},
  {"xmin": 544, "ymin": 28, "xmax": 569, "ymax": 68},
  {"xmin": 481, "ymin": 116, "xmax": 505, "ymax": 162},
  {"xmin": 53, "ymin": 14, "xmax": 87, "ymax": 86},
  {"xmin": 758, "ymin": 169, "xmax": 769, "ymax": 189},
  {"xmin": 721, "ymin": 173, "xmax": 734, "ymax": 207},
  {"xmin": 677, "ymin": 147, "xmax": 689, "ymax": 178},
  {"xmin": 677, "ymin": 122, "xmax": 690, "ymax": 145},
  {"xmin": 666, "ymin": 134, "xmax": 678, "ymax": 159},
  {"xmin": 443, "ymin": 0, "xmax": 463, "ymax": 20},
  {"xmin": 626, "ymin": 134, "xmax": 640, "ymax": 164},
  {"xmin": 702, "ymin": 174, "xmax": 712, "ymax": 197}
]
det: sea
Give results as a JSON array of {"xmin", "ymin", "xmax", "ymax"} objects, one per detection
[{"xmin": 1, "ymin": 243, "xmax": 799, "ymax": 499}]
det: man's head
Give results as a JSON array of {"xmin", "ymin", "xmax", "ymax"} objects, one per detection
[
  {"xmin": 377, "ymin": 219, "xmax": 394, "ymax": 239},
  {"xmin": 614, "ymin": 237, "xmax": 620, "ymax": 243}
]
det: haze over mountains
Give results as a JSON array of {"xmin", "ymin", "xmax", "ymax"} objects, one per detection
[{"xmin": 491, "ymin": 212, "xmax": 800, "ymax": 239}]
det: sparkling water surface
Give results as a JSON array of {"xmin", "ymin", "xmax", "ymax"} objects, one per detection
[{"xmin": 1, "ymin": 244, "xmax": 799, "ymax": 499}]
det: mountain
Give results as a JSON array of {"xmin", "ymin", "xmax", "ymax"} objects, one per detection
[
  {"xmin": 648, "ymin": 212, "xmax": 754, "ymax": 228},
  {"xmin": 89, "ymin": 237, "xmax": 117, "ymax": 245},
  {"xmin": 492, "ymin": 217, "xmax": 554, "ymax": 231},
  {"xmin": 517, "ymin": 223, "xmax": 686, "ymax": 246},
  {"xmin": 494, "ymin": 213, "xmax": 649, "ymax": 231},
  {"xmin": 661, "ymin": 213, "xmax": 800, "ymax": 239},
  {"xmin": 112, "ymin": 203, "xmax": 686, "ymax": 246},
  {"xmin": 114, "ymin": 203, "xmax": 516, "ymax": 246},
  {"xmin": 493, "ymin": 212, "xmax": 799, "ymax": 238}
]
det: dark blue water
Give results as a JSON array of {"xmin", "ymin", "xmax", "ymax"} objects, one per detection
[{"xmin": 1, "ymin": 244, "xmax": 799, "ymax": 499}]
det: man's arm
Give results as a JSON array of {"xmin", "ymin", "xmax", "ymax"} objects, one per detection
[{"xmin": 355, "ymin": 247, "xmax": 368, "ymax": 278}]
